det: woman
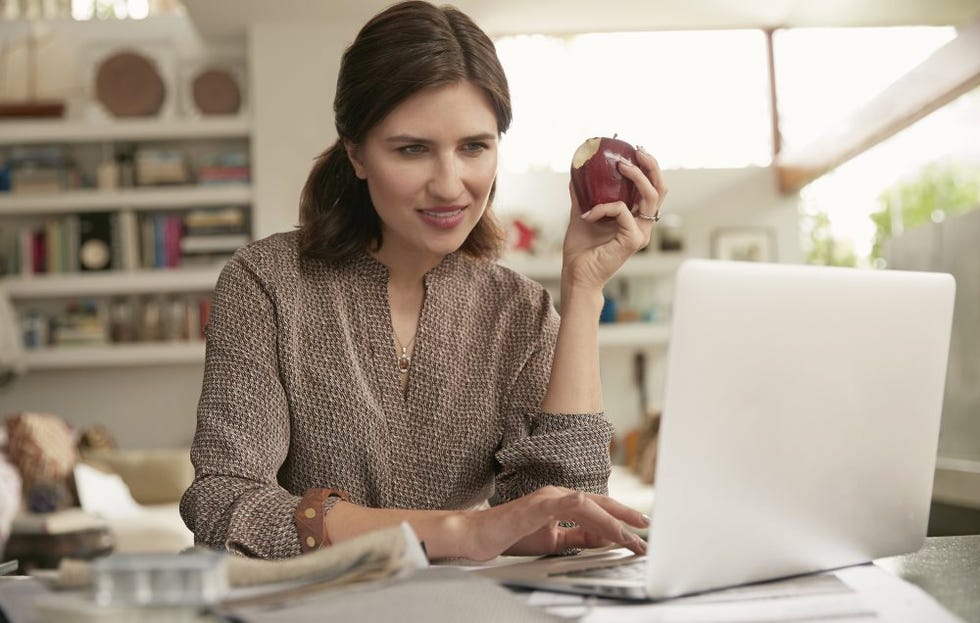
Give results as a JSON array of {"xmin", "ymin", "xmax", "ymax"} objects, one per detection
[{"xmin": 180, "ymin": 0, "xmax": 667, "ymax": 561}]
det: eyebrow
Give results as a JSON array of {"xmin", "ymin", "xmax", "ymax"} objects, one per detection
[{"xmin": 383, "ymin": 133, "xmax": 498, "ymax": 144}]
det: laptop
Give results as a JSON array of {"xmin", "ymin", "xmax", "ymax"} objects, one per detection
[{"xmin": 478, "ymin": 259, "xmax": 956, "ymax": 600}]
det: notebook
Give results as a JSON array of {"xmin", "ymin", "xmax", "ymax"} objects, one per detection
[{"xmin": 479, "ymin": 259, "xmax": 956, "ymax": 600}]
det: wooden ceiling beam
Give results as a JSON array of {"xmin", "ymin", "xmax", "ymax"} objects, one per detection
[{"xmin": 775, "ymin": 15, "xmax": 980, "ymax": 194}]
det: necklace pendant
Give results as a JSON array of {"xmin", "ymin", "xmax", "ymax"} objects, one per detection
[{"xmin": 398, "ymin": 346, "xmax": 411, "ymax": 374}]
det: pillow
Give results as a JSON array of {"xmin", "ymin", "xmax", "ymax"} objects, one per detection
[
  {"xmin": 80, "ymin": 448, "xmax": 194, "ymax": 505},
  {"xmin": 73, "ymin": 462, "xmax": 142, "ymax": 519},
  {"xmin": 4, "ymin": 412, "xmax": 77, "ymax": 509}
]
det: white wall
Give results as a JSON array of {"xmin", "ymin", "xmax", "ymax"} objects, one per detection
[{"xmin": 0, "ymin": 16, "xmax": 801, "ymax": 448}]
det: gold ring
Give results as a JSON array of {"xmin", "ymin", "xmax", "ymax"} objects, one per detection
[{"xmin": 636, "ymin": 212, "xmax": 660, "ymax": 222}]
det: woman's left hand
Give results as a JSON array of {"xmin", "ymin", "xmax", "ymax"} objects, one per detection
[{"xmin": 562, "ymin": 146, "xmax": 668, "ymax": 291}]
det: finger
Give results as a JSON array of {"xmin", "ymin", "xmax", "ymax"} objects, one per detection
[
  {"xmin": 634, "ymin": 146, "xmax": 668, "ymax": 200},
  {"xmin": 580, "ymin": 200, "xmax": 634, "ymax": 229},
  {"xmin": 556, "ymin": 525, "xmax": 614, "ymax": 551},
  {"xmin": 583, "ymin": 493, "xmax": 650, "ymax": 530},
  {"xmin": 581, "ymin": 201, "xmax": 649, "ymax": 253},
  {"xmin": 542, "ymin": 493, "xmax": 646, "ymax": 555},
  {"xmin": 616, "ymin": 157, "xmax": 661, "ymax": 217}
]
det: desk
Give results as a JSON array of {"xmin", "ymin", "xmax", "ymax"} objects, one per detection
[{"xmin": 876, "ymin": 534, "xmax": 980, "ymax": 623}]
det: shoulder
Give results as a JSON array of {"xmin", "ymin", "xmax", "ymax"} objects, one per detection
[
  {"xmin": 218, "ymin": 230, "xmax": 304, "ymax": 289},
  {"xmin": 453, "ymin": 256, "xmax": 556, "ymax": 328}
]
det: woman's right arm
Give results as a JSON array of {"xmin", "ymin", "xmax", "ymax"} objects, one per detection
[{"xmin": 179, "ymin": 257, "xmax": 303, "ymax": 558}]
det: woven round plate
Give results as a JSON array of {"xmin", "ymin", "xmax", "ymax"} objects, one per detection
[
  {"xmin": 192, "ymin": 69, "xmax": 241, "ymax": 115},
  {"xmin": 95, "ymin": 51, "xmax": 165, "ymax": 117}
]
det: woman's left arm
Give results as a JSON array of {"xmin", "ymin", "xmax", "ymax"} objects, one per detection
[{"xmin": 542, "ymin": 146, "xmax": 668, "ymax": 414}]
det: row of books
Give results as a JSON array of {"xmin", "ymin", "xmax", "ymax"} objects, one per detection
[
  {"xmin": 21, "ymin": 295, "xmax": 213, "ymax": 349},
  {"xmin": 130, "ymin": 149, "xmax": 250, "ymax": 186},
  {"xmin": 0, "ymin": 146, "xmax": 249, "ymax": 192},
  {"xmin": 0, "ymin": 146, "xmax": 79, "ymax": 193},
  {"xmin": 4, "ymin": 206, "xmax": 250, "ymax": 275}
]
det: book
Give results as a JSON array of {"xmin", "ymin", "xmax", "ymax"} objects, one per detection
[{"xmin": 12, "ymin": 508, "xmax": 108, "ymax": 535}]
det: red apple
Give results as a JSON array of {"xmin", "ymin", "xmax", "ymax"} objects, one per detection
[{"xmin": 570, "ymin": 135, "xmax": 638, "ymax": 212}]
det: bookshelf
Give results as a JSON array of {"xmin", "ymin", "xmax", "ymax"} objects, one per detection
[
  {"xmin": 500, "ymin": 252, "xmax": 686, "ymax": 280},
  {"xmin": 0, "ymin": 117, "xmax": 251, "ymax": 370},
  {"xmin": 1, "ymin": 267, "xmax": 221, "ymax": 298},
  {"xmin": 24, "ymin": 342, "xmax": 207, "ymax": 370},
  {"xmin": 0, "ymin": 184, "xmax": 251, "ymax": 215},
  {"xmin": 0, "ymin": 117, "xmax": 251, "ymax": 145},
  {"xmin": 501, "ymin": 252, "xmax": 684, "ymax": 350}
]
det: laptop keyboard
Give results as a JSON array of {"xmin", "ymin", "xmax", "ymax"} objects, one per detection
[{"xmin": 552, "ymin": 559, "xmax": 647, "ymax": 581}]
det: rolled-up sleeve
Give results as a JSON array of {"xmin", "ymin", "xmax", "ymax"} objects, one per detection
[
  {"xmin": 495, "ymin": 412, "xmax": 613, "ymax": 501},
  {"xmin": 494, "ymin": 296, "xmax": 614, "ymax": 502},
  {"xmin": 179, "ymin": 257, "xmax": 302, "ymax": 559}
]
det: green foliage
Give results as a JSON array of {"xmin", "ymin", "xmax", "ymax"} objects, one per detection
[
  {"xmin": 870, "ymin": 163, "xmax": 980, "ymax": 261},
  {"xmin": 804, "ymin": 211, "xmax": 858, "ymax": 267}
]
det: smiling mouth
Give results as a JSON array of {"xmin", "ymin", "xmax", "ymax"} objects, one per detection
[{"xmin": 419, "ymin": 207, "xmax": 465, "ymax": 218}]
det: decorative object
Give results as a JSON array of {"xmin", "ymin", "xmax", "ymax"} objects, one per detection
[
  {"xmin": 711, "ymin": 227, "xmax": 777, "ymax": 262},
  {"xmin": 95, "ymin": 50, "xmax": 165, "ymax": 117},
  {"xmin": 180, "ymin": 59, "xmax": 247, "ymax": 118},
  {"xmin": 83, "ymin": 41, "xmax": 176, "ymax": 120},
  {"xmin": 192, "ymin": 68, "xmax": 241, "ymax": 115},
  {"xmin": 0, "ymin": 21, "xmax": 65, "ymax": 118}
]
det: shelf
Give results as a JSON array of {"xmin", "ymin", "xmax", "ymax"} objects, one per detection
[
  {"xmin": 2, "ymin": 267, "xmax": 222, "ymax": 299},
  {"xmin": 24, "ymin": 342, "xmax": 206, "ymax": 370},
  {"xmin": 500, "ymin": 253, "xmax": 686, "ymax": 280},
  {"xmin": 0, "ymin": 116, "xmax": 251, "ymax": 145},
  {"xmin": 598, "ymin": 322, "xmax": 670, "ymax": 347},
  {"xmin": 0, "ymin": 184, "xmax": 252, "ymax": 215}
]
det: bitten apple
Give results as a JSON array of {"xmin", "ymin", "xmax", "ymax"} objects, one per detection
[{"xmin": 570, "ymin": 135, "xmax": 638, "ymax": 212}]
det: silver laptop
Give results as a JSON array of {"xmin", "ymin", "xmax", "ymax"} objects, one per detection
[{"xmin": 479, "ymin": 259, "xmax": 956, "ymax": 600}]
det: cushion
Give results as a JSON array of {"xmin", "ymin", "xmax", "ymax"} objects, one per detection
[
  {"xmin": 80, "ymin": 448, "xmax": 193, "ymax": 505},
  {"xmin": 4, "ymin": 412, "xmax": 77, "ymax": 509}
]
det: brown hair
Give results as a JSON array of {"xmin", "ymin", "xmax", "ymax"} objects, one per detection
[{"xmin": 298, "ymin": 1, "xmax": 512, "ymax": 263}]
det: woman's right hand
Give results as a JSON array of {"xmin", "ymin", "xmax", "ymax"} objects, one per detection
[{"xmin": 453, "ymin": 486, "xmax": 648, "ymax": 562}]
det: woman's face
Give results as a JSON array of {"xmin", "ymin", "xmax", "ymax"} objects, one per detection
[{"xmin": 346, "ymin": 80, "xmax": 499, "ymax": 266}]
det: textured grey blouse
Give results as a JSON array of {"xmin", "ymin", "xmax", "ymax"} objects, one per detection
[{"xmin": 179, "ymin": 231, "xmax": 613, "ymax": 558}]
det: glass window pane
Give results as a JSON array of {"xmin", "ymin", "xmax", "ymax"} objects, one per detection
[
  {"xmin": 496, "ymin": 30, "xmax": 772, "ymax": 172},
  {"xmin": 774, "ymin": 27, "xmax": 956, "ymax": 153}
]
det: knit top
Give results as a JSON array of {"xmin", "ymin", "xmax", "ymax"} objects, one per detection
[{"xmin": 179, "ymin": 230, "xmax": 614, "ymax": 559}]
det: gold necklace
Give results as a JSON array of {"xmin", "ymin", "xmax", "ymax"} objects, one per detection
[{"xmin": 394, "ymin": 331, "xmax": 416, "ymax": 374}]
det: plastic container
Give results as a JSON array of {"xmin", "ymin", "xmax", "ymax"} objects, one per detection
[{"xmin": 91, "ymin": 552, "xmax": 229, "ymax": 607}]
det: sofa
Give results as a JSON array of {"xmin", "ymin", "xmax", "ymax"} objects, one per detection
[{"xmin": 1, "ymin": 412, "xmax": 194, "ymax": 563}]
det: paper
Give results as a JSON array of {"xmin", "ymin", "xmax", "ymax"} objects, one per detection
[{"xmin": 520, "ymin": 563, "xmax": 963, "ymax": 623}]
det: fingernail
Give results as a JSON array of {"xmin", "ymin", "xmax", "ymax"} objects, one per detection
[
  {"xmin": 618, "ymin": 156, "xmax": 634, "ymax": 167},
  {"xmin": 636, "ymin": 144, "xmax": 646, "ymax": 153},
  {"xmin": 641, "ymin": 513, "xmax": 651, "ymax": 527},
  {"xmin": 581, "ymin": 209, "xmax": 592, "ymax": 219}
]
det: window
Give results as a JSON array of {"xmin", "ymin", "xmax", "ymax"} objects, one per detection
[
  {"xmin": 495, "ymin": 30, "xmax": 772, "ymax": 172},
  {"xmin": 773, "ymin": 27, "xmax": 956, "ymax": 153}
]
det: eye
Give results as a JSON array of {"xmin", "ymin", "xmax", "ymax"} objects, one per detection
[
  {"xmin": 398, "ymin": 144, "xmax": 427, "ymax": 155},
  {"xmin": 461, "ymin": 142, "xmax": 489, "ymax": 155}
]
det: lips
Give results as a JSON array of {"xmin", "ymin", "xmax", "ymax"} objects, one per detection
[{"xmin": 417, "ymin": 206, "xmax": 466, "ymax": 230}]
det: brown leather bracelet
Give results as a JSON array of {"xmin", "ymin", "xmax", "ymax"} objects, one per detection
[{"xmin": 294, "ymin": 488, "xmax": 349, "ymax": 553}]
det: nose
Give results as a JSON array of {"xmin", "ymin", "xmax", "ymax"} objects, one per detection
[{"xmin": 427, "ymin": 152, "xmax": 465, "ymax": 201}]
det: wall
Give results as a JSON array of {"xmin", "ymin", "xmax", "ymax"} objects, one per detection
[{"xmin": 0, "ymin": 16, "xmax": 802, "ymax": 448}]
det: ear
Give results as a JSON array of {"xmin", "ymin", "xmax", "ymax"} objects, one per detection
[{"xmin": 344, "ymin": 139, "xmax": 368, "ymax": 180}]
